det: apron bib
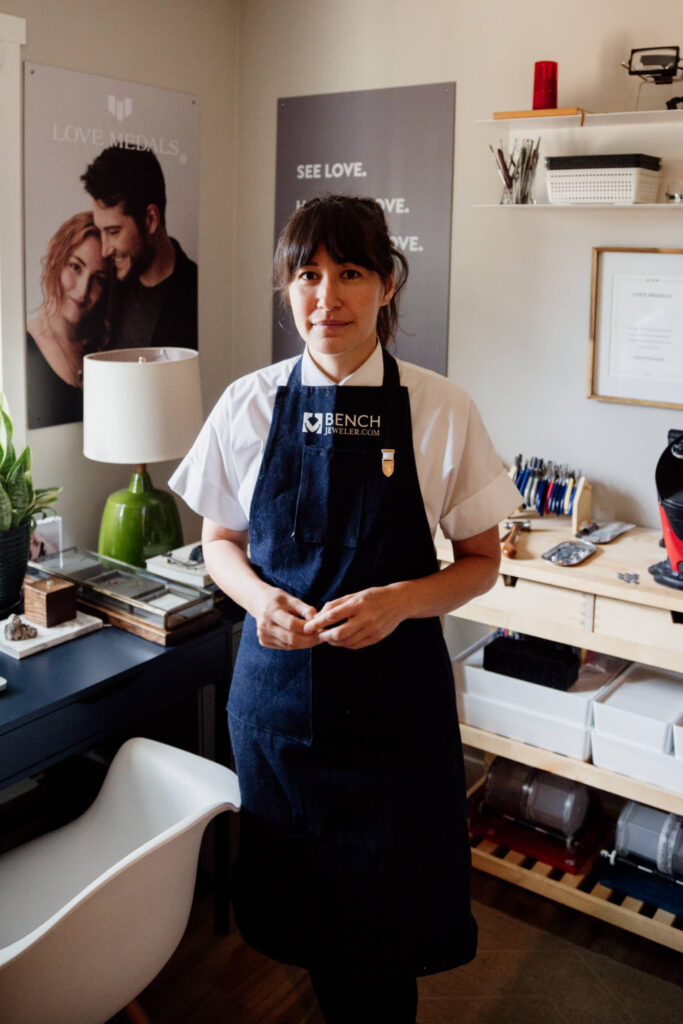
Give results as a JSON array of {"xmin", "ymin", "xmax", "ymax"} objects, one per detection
[{"xmin": 229, "ymin": 349, "xmax": 477, "ymax": 978}]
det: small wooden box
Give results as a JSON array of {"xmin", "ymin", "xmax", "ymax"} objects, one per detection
[{"xmin": 23, "ymin": 576, "xmax": 77, "ymax": 628}]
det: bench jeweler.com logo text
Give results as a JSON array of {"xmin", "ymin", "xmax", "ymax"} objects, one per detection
[{"xmin": 302, "ymin": 412, "xmax": 381, "ymax": 436}]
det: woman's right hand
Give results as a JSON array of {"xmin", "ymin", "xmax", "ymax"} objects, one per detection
[
  {"xmin": 202, "ymin": 519, "xmax": 321, "ymax": 651},
  {"xmin": 252, "ymin": 587, "xmax": 322, "ymax": 650}
]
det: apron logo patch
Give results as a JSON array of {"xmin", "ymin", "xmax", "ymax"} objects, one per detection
[
  {"xmin": 302, "ymin": 411, "xmax": 382, "ymax": 437},
  {"xmin": 302, "ymin": 412, "xmax": 323, "ymax": 433},
  {"xmin": 382, "ymin": 449, "xmax": 395, "ymax": 477}
]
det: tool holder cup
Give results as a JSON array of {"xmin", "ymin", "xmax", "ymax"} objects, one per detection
[{"xmin": 509, "ymin": 459, "xmax": 592, "ymax": 536}]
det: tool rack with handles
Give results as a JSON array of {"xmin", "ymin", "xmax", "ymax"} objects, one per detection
[
  {"xmin": 437, "ymin": 519, "xmax": 683, "ymax": 952},
  {"xmin": 508, "ymin": 462, "xmax": 593, "ymax": 537}
]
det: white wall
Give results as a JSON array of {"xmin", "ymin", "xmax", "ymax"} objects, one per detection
[
  {"xmin": 234, "ymin": 0, "xmax": 683, "ymax": 527},
  {"xmin": 1, "ymin": 0, "xmax": 239, "ymax": 547},
  {"xmin": 4, "ymin": 0, "xmax": 683, "ymax": 545}
]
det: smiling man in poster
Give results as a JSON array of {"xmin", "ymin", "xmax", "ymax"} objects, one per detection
[{"xmin": 81, "ymin": 145, "xmax": 198, "ymax": 351}]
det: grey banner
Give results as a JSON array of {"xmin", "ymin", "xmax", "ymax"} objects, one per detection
[{"xmin": 273, "ymin": 83, "xmax": 455, "ymax": 373}]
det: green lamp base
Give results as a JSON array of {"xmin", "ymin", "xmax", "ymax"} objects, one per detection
[{"xmin": 97, "ymin": 467, "xmax": 183, "ymax": 567}]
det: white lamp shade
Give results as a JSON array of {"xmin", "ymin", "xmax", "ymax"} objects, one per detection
[{"xmin": 83, "ymin": 347, "xmax": 203, "ymax": 464}]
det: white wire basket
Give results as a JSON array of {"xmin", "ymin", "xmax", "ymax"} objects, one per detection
[{"xmin": 545, "ymin": 154, "xmax": 661, "ymax": 205}]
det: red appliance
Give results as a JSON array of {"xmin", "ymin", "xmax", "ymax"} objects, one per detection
[{"xmin": 650, "ymin": 429, "xmax": 683, "ymax": 590}]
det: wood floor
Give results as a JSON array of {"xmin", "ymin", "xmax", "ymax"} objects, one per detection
[{"xmin": 127, "ymin": 868, "xmax": 681, "ymax": 1024}]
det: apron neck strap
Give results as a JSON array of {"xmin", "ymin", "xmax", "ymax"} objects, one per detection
[{"xmin": 287, "ymin": 346, "xmax": 400, "ymax": 388}]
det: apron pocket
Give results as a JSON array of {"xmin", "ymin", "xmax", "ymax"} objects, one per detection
[
  {"xmin": 294, "ymin": 447, "xmax": 366, "ymax": 548},
  {"xmin": 229, "ymin": 616, "xmax": 313, "ymax": 744}
]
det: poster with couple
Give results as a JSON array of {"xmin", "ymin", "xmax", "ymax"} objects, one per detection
[{"xmin": 24, "ymin": 63, "xmax": 199, "ymax": 429}]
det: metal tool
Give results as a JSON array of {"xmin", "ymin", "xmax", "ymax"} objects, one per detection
[{"xmin": 502, "ymin": 521, "xmax": 531, "ymax": 558}]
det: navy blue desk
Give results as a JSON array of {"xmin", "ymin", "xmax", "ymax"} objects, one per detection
[{"xmin": 0, "ymin": 619, "xmax": 234, "ymax": 930}]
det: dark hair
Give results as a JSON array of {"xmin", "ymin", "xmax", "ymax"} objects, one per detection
[
  {"xmin": 81, "ymin": 145, "xmax": 167, "ymax": 229},
  {"xmin": 273, "ymin": 195, "xmax": 408, "ymax": 348}
]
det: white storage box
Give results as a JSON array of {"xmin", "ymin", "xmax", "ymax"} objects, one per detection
[
  {"xmin": 591, "ymin": 731, "xmax": 683, "ymax": 794},
  {"xmin": 452, "ymin": 636, "xmax": 628, "ymax": 760},
  {"xmin": 592, "ymin": 663, "xmax": 683, "ymax": 754},
  {"xmin": 674, "ymin": 713, "xmax": 683, "ymax": 759},
  {"xmin": 545, "ymin": 153, "xmax": 661, "ymax": 204}
]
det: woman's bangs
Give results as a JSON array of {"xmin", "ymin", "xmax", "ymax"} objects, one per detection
[{"xmin": 290, "ymin": 205, "xmax": 374, "ymax": 272}]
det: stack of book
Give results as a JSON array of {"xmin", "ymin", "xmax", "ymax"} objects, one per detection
[{"xmin": 145, "ymin": 543, "xmax": 214, "ymax": 588}]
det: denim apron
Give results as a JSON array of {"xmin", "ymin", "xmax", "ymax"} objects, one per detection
[{"xmin": 228, "ymin": 349, "xmax": 477, "ymax": 979}]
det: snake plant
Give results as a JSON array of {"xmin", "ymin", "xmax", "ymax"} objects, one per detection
[{"xmin": 0, "ymin": 393, "xmax": 61, "ymax": 532}]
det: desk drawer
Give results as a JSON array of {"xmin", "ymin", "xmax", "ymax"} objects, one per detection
[
  {"xmin": 455, "ymin": 577, "xmax": 593, "ymax": 631},
  {"xmin": 594, "ymin": 597, "xmax": 683, "ymax": 666},
  {"xmin": 0, "ymin": 629, "xmax": 230, "ymax": 783}
]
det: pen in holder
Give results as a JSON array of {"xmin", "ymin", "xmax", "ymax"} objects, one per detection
[{"xmin": 490, "ymin": 137, "xmax": 540, "ymax": 205}]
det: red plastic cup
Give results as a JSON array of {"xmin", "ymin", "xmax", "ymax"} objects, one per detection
[{"xmin": 533, "ymin": 61, "xmax": 557, "ymax": 110}]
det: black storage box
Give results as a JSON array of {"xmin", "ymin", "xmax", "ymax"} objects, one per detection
[{"xmin": 482, "ymin": 636, "xmax": 580, "ymax": 691}]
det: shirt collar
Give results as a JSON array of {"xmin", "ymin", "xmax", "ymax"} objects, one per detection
[{"xmin": 301, "ymin": 343, "xmax": 384, "ymax": 386}]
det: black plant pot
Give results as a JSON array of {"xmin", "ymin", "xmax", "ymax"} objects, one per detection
[{"xmin": 0, "ymin": 523, "xmax": 31, "ymax": 619}]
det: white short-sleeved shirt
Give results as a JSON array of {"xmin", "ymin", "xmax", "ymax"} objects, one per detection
[{"xmin": 169, "ymin": 345, "xmax": 520, "ymax": 541}]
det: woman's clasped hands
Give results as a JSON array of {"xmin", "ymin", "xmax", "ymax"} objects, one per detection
[{"xmin": 255, "ymin": 585, "xmax": 405, "ymax": 651}]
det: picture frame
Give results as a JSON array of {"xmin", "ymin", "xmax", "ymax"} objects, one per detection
[{"xmin": 588, "ymin": 246, "xmax": 683, "ymax": 409}]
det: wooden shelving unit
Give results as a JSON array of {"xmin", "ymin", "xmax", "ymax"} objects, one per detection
[{"xmin": 443, "ymin": 520, "xmax": 683, "ymax": 950}]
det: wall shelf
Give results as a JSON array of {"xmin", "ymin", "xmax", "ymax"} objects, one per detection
[
  {"xmin": 473, "ymin": 202, "xmax": 683, "ymax": 209},
  {"xmin": 478, "ymin": 108, "xmax": 683, "ymax": 206},
  {"xmin": 477, "ymin": 109, "xmax": 683, "ymax": 131}
]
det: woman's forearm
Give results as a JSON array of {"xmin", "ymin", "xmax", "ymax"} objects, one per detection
[
  {"xmin": 303, "ymin": 526, "xmax": 501, "ymax": 650},
  {"xmin": 201, "ymin": 527, "xmax": 270, "ymax": 619},
  {"xmin": 385, "ymin": 550, "xmax": 500, "ymax": 622}
]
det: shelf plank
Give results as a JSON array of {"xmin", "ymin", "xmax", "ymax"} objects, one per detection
[
  {"xmin": 471, "ymin": 846, "xmax": 683, "ymax": 952},
  {"xmin": 473, "ymin": 203, "xmax": 683, "ymax": 210},
  {"xmin": 477, "ymin": 109, "xmax": 683, "ymax": 130},
  {"xmin": 441, "ymin": 523, "xmax": 683, "ymax": 613},
  {"xmin": 460, "ymin": 724, "xmax": 683, "ymax": 814}
]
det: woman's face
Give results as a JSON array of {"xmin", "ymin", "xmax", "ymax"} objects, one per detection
[
  {"xmin": 288, "ymin": 244, "xmax": 394, "ymax": 381},
  {"xmin": 59, "ymin": 235, "xmax": 108, "ymax": 324}
]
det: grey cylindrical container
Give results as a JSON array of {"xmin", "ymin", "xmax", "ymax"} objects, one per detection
[
  {"xmin": 615, "ymin": 800, "xmax": 683, "ymax": 878},
  {"xmin": 484, "ymin": 757, "xmax": 590, "ymax": 837}
]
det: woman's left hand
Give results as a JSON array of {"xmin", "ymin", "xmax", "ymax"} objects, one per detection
[{"xmin": 302, "ymin": 586, "xmax": 404, "ymax": 650}]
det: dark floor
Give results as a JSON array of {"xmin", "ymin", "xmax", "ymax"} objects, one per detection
[{"xmin": 134, "ymin": 870, "xmax": 681, "ymax": 1024}]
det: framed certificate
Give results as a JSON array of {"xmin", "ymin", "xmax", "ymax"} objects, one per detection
[{"xmin": 588, "ymin": 247, "xmax": 683, "ymax": 409}]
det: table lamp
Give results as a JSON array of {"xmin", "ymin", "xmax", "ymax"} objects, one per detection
[{"xmin": 83, "ymin": 347, "xmax": 203, "ymax": 566}]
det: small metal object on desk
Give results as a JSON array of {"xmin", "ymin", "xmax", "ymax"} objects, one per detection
[
  {"xmin": 617, "ymin": 572, "xmax": 640, "ymax": 584},
  {"xmin": 578, "ymin": 521, "xmax": 635, "ymax": 544},
  {"xmin": 542, "ymin": 539, "xmax": 596, "ymax": 566}
]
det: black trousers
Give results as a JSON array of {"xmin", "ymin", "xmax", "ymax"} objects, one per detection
[{"xmin": 309, "ymin": 972, "xmax": 418, "ymax": 1024}]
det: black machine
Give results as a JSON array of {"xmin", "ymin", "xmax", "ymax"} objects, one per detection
[{"xmin": 649, "ymin": 429, "xmax": 683, "ymax": 591}]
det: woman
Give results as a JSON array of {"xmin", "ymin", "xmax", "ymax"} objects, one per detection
[
  {"xmin": 26, "ymin": 211, "xmax": 110, "ymax": 429},
  {"xmin": 170, "ymin": 196, "xmax": 519, "ymax": 1023}
]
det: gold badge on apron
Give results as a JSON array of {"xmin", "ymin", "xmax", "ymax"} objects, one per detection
[{"xmin": 381, "ymin": 449, "xmax": 395, "ymax": 477}]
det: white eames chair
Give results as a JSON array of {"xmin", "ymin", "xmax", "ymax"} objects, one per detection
[{"xmin": 0, "ymin": 736, "xmax": 240, "ymax": 1024}]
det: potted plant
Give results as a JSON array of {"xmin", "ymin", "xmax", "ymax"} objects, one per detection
[{"xmin": 0, "ymin": 394, "xmax": 61, "ymax": 618}]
